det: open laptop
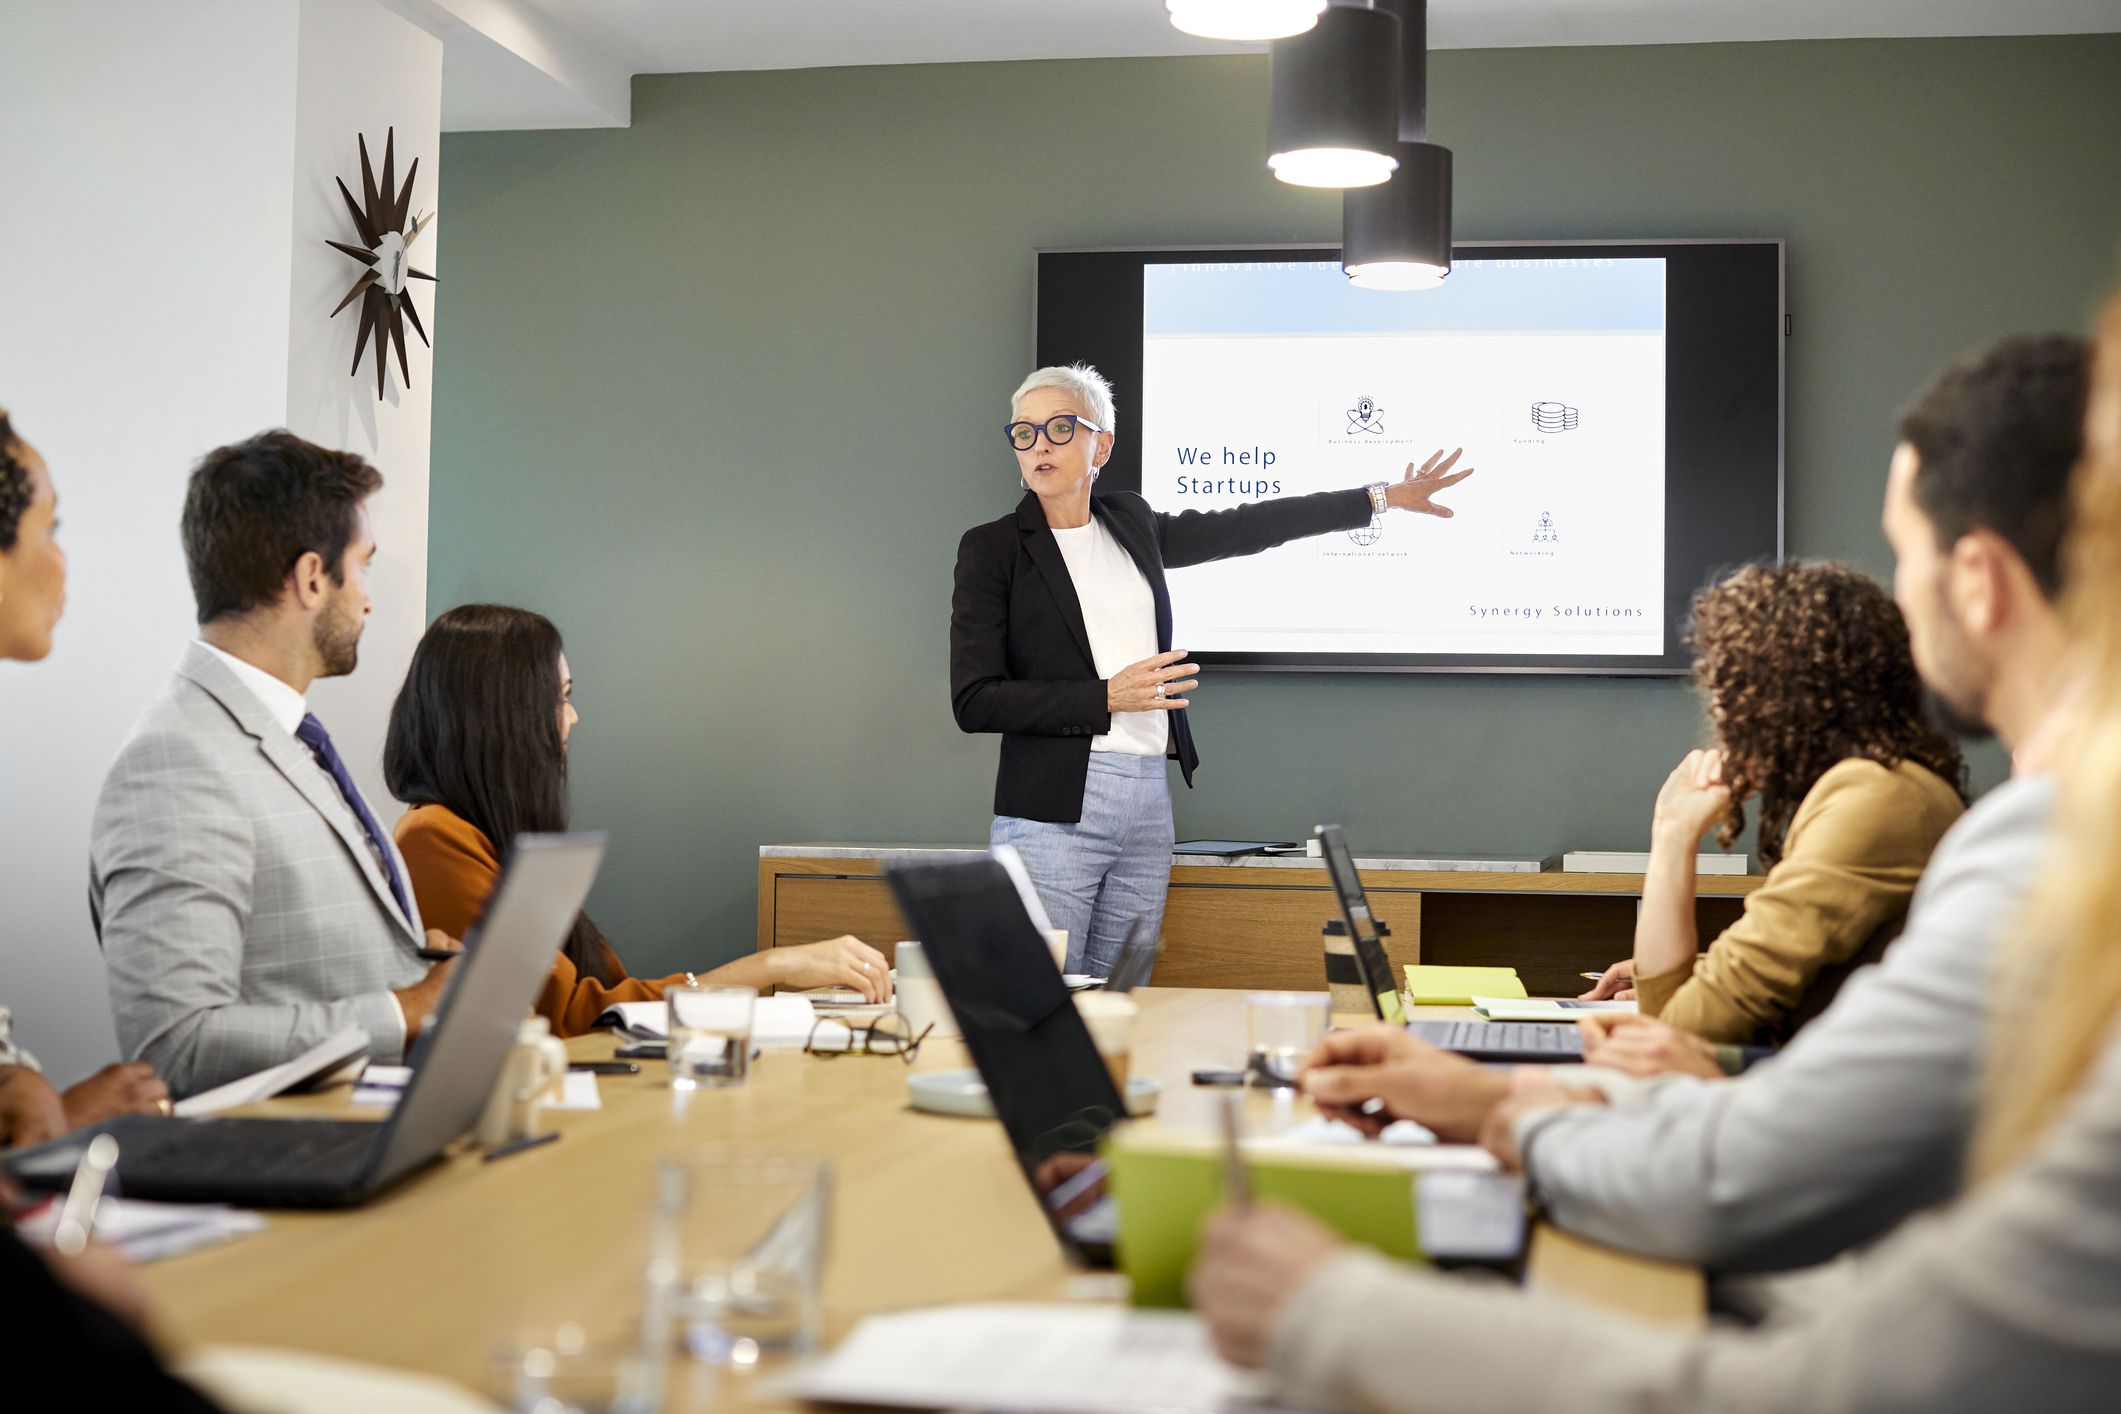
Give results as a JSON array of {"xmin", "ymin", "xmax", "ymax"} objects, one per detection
[
  {"xmin": 5, "ymin": 833, "xmax": 607, "ymax": 1207},
  {"xmin": 1315, "ymin": 824, "xmax": 1582, "ymax": 1065},
  {"xmin": 885, "ymin": 856, "xmax": 1127, "ymax": 1267}
]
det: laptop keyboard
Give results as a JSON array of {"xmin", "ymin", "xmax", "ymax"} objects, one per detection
[
  {"xmin": 1410, "ymin": 1020, "xmax": 1584, "ymax": 1058},
  {"xmin": 109, "ymin": 1116, "xmax": 380, "ymax": 1182}
]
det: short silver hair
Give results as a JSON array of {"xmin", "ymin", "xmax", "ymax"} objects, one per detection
[{"xmin": 1011, "ymin": 363, "xmax": 1117, "ymax": 435}]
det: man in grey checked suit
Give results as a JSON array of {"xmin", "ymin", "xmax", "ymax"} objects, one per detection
[{"xmin": 94, "ymin": 431, "xmax": 457, "ymax": 1096}]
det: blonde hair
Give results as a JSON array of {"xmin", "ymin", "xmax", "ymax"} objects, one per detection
[{"xmin": 1975, "ymin": 293, "xmax": 2121, "ymax": 1178}]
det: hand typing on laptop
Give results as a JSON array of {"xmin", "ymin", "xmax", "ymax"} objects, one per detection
[
  {"xmin": 1299, "ymin": 1026, "xmax": 1513, "ymax": 1144},
  {"xmin": 1575, "ymin": 1013, "xmax": 1725, "ymax": 1080}
]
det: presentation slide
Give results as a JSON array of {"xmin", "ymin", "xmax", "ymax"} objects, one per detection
[{"xmin": 1139, "ymin": 257, "xmax": 1667, "ymax": 657}]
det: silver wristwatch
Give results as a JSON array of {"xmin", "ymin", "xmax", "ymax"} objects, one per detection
[{"xmin": 1365, "ymin": 481, "xmax": 1390, "ymax": 515}]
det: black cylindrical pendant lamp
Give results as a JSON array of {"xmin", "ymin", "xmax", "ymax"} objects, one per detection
[
  {"xmin": 1341, "ymin": 0, "xmax": 1453, "ymax": 288},
  {"xmin": 1267, "ymin": 4, "xmax": 1402, "ymax": 189},
  {"xmin": 1344, "ymin": 142, "xmax": 1452, "ymax": 288}
]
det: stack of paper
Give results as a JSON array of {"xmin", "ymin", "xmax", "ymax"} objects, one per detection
[
  {"xmin": 782, "ymin": 1304, "xmax": 1264, "ymax": 1413},
  {"xmin": 16, "ymin": 1197, "xmax": 265, "ymax": 1263},
  {"xmin": 597, "ymin": 993, "xmax": 820, "ymax": 1050},
  {"xmin": 1403, "ymin": 965, "xmax": 1526, "ymax": 1006}
]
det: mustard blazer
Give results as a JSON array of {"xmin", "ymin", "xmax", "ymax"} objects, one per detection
[{"xmin": 1636, "ymin": 757, "xmax": 1965, "ymax": 1045}]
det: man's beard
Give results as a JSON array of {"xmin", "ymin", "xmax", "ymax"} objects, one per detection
[
  {"xmin": 313, "ymin": 599, "xmax": 362, "ymax": 678},
  {"xmin": 1922, "ymin": 684, "xmax": 1993, "ymax": 742}
]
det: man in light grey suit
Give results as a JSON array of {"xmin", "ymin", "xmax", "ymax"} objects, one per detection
[{"xmin": 94, "ymin": 430, "xmax": 457, "ymax": 1096}]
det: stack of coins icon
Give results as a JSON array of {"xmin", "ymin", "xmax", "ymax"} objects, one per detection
[{"xmin": 1531, "ymin": 401, "xmax": 1580, "ymax": 433}]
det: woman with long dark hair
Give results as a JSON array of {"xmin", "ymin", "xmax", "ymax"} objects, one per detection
[
  {"xmin": 386, "ymin": 604, "xmax": 889, "ymax": 1037},
  {"xmin": 1583, "ymin": 559, "xmax": 1967, "ymax": 1047}
]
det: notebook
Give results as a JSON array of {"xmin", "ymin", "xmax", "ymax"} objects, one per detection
[
  {"xmin": 1106, "ymin": 1131, "xmax": 1519, "ymax": 1307},
  {"xmin": 1403, "ymin": 965, "xmax": 1527, "ymax": 1006},
  {"xmin": 171, "ymin": 1026, "xmax": 371, "ymax": 1117}
]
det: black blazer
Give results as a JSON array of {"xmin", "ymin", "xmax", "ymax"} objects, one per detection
[{"xmin": 951, "ymin": 486, "xmax": 1372, "ymax": 823}]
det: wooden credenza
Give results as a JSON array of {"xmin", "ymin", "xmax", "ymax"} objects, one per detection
[{"xmin": 759, "ymin": 846, "xmax": 1762, "ymax": 997}]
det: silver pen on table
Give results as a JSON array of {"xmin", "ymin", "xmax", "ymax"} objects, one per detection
[
  {"xmin": 52, "ymin": 1133, "xmax": 120, "ymax": 1255},
  {"xmin": 1217, "ymin": 1090, "xmax": 1250, "ymax": 1209}
]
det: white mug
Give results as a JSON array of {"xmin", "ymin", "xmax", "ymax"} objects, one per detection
[
  {"xmin": 893, "ymin": 940, "xmax": 960, "ymax": 1041},
  {"xmin": 476, "ymin": 1017, "xmax": 569, "ymax": 1146}
]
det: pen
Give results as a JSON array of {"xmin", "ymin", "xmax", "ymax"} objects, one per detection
[
  {"xmin": 483, "ymin": 1130, "xmax": 562, "ymax": 1163},
  {"xmin": 1217, "ymin": 1091, "xmax": 1250, "ymax": 1209},
  {"xmin": 53, "ymin": 1133, "xmax": 120, "ymax": 1255},
  {"xmin": 568, "ymin": 1060, "xmax": 639, "ymax": 1075},
  {"xmin": 1580, "ymin": 971, "xmax": 1608, "ymax": 982}
]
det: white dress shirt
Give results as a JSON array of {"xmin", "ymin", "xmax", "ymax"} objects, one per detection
[{"xmin": 193, "ymin": 639, "xmax": 306, "ymax": 736}]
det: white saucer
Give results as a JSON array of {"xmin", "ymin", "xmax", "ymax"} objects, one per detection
[{"xmin": 908, "ymin": 1067, "xmax": 1158, "ymax": 1119}]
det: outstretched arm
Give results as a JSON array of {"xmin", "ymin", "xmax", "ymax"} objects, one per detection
[{"xmin": 1158, "ymin": 448, "xmax": 1474, "ymax": 568}]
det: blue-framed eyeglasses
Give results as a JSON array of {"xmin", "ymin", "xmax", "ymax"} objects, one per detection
[{"xmin": 1004, "ymin": 414, "xmax": 1104, "ymax": 452}]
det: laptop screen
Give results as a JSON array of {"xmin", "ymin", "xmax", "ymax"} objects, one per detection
[
  {"xmin": 1316, "ymin": 824, "xmax": 1405, "ymax": 1024},
  {"xmin": 885, "ymin": 858, "xmax": 1127, "ymax": 1261}
]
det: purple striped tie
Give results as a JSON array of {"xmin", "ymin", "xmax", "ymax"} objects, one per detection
[{"xmin": 295, "ymin": 712, "xmax": 414, "ymax": 926}]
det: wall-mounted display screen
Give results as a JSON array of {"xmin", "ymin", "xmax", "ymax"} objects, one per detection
[{"xmin": 1035, "ymin": 241, "xmax": 1783, "ymax": 675}]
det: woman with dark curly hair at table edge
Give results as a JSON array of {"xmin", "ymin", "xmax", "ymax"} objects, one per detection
[{"xmin": 1578, "ymin": 560, "xmax": 1969, "ymax": 1050}]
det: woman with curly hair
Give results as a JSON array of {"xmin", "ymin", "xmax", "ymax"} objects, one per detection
[{"xmin": 1586, "ymin": 560, "xmax": 1967, "ymax": 1047}]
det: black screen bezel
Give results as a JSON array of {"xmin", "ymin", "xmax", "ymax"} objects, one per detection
[{"xmin": 1033, "ymin": 240, "xmax": 1784, "ymax": 676}]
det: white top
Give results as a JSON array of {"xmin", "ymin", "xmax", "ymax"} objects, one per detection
[
  {"xmin": 1048, "ymin": 518, "xmax": 1167, "ymax": 757},
  {"xmin": 195, "ymin": 639, "xmax": 307, "ymax": 736}
]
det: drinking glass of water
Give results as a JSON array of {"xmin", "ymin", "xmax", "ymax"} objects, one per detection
[
  {"xmin": 667, "ymin": 986, "xmax": 756, "ymax": 1090},
  {"xmin": 661, "ymin": 1149, "xmax": 831, "ymax": 1365},
  {"xmin": 1245, "ymin": 991, "xmax": 1331, "ymax": 1088}
]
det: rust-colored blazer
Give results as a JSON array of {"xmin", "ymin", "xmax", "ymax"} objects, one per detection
[{"xmin": 393, "ymin": 804, "xmax": 682, "ymax": 1037}]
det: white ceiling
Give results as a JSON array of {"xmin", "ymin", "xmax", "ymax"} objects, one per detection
[{"xmin": 384, "ymin": 0, "xmax": 2121, "ymax": 131}]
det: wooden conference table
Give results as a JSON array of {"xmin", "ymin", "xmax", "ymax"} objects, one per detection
[{"xmin": 142, "ymin": 988, "xmax": 1703, "ymax": 1408}]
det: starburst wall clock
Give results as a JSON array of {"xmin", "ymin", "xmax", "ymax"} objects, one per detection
[{"xmin": 326, "ymin": 128, "xmax": 435, "ymax": 401}]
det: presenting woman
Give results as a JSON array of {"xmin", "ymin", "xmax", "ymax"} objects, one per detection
[
  {"xmin": 387, "ymin": 605, "xmax": 891, "ymax": 1037},
  {"xmin": 950, "ymin": 364, "xmax": 1472, "ymax": 975}
]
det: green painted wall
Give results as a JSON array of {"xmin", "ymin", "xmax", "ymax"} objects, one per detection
[{"xmin": 431, "ymin": 37, "xmax": 2121, "ymax": 976}]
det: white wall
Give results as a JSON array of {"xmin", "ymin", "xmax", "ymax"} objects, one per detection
[
  {"xmin": 0, "ymin": 0, "xmax": 439, "ymax": 1083},
  {"xmin": 290, "ymin": 0, "xmax": 442, "ymax": 819}
]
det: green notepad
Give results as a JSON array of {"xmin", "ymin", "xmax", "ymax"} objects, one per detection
[
  {"xmin": 1403, "ymin": 965, "xmax": 1527, "ymax": 1005},
  {"xmin": 1106, "ymin": 1137, "xmax": 1427, "ymax": 1308}
]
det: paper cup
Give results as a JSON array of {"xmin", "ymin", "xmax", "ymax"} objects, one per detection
[{"xmin": 1074, "ymin": 991, "xmax": 1138, "ymax": 1091}]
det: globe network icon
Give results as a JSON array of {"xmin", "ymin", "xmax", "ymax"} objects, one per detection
[{"xmin": 1348, "ymin": 515, "xmax": 1384, "ymax": 547}]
